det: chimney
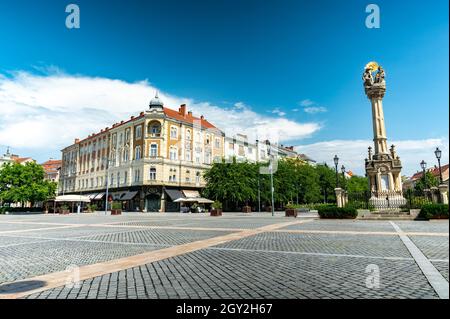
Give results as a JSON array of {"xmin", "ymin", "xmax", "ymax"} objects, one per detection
[
  {"xmin": 140, "ymin": 111, "xmax": 144, "ymax": 116},
  {"xmin": 179, "ymin": 104, "xmax": 187, "ymax": 116},
  {"xmin": 74, "ymin": 138, "xmax": 80, "ymax": 144},
  {"xmin": 131, "ymin": 116, "xmax": 135, "ymax": 120},
  {"xmin": 188, "ymin": 111, "xmax": 192, "ymax": 116},
  {"xmin": 200, "ymin": 115, "xmax": 204, "ymax": 120}
]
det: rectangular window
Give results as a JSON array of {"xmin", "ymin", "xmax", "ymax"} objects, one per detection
[
  {"xmin": 238, "ymin": 145, "xmax": 245, "ymax": 156},
  {"xmin": 170, "ymin": 148, "xmax": 177, "ymax": 160},
  {"xmin": 150, "ymin": 144, "xmax": 158, "ymax": 157},
  {"xmin": 205, "ymin": 153, "xmax": 211, "ymax": 165},
  {"xmin": 124, "ymin": 172, "xmax": 128, "ymax": 184},
  {"xmin": 134, "ymin": 169, "xmax": 140, "ymax": 182},
  {"xmin": 186, "ymin": 151, "xmax": 191, "ymax": 161},
  {"xmin": 170, "ymin": 127, "xmax": 178, "ymax": 139},
  {"xmin": 149, "ymin": 168, "xmax": 156, "ymax": 180},
  {"xmin": 215, "ymin": 138, "xmax": 220, "ymax": 149}
]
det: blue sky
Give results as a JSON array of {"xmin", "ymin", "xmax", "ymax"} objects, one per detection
[{"xmin": 0, "ymin": 0, "xmax": 448, "ymax": 175}]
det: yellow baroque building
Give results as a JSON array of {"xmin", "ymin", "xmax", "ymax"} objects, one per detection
[{"xmin": 60, "ymin": 94, "xmax": 224, "ymax": 212}]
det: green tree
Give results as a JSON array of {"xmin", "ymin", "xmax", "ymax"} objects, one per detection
[
  {"xmin": 414, "ymin": 171, "xmax": 438, "ymax": 192},
  {"xmin": 0, "ymin": 162, "xmax": 56, "ymax": 207},
  {"xmin": 316, "ymin": 164, "xmax": 336, "ymax": 203},
  {"xmin": 346, "ymin": 175, "xmax": 369, "ymax": 193},
  {"xmin": 203, "ymin": 158, "xmax": 257, "ymax": 210}
]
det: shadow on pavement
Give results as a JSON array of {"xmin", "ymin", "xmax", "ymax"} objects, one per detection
[{"xmin": 0, "ymin": 280, "xmax": 46, "ymax": 294}]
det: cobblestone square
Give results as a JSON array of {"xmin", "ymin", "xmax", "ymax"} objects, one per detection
[{"xmin": 0, "ymin": 213, "xmax": 447, "ymax": 299}]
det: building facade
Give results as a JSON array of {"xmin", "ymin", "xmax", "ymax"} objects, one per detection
[{"xmin": 60, "ymin": 95, "xmax": 224, "ymax": 212}]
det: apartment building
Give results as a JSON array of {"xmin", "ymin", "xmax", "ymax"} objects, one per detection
[{"xmin": 60, "ymin": 94, "xmax": 224, "ymax": 212}]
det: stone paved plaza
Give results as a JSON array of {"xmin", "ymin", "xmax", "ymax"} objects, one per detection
[{"xmin": 0, "ymin": 212, "xmax": 448, "ymax": 299}]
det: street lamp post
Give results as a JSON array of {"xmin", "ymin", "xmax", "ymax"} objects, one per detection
[
  {"xmin": 257, "ymin": 175, "xmax": 261, "ymax": 213},
  {"xmin": 420, "ymin": 160, "xmax": 427, "ymax": 189},
  {"xmin": 104, "ymin": 156, "xmax": 111, "ymax": 215},
  {"xmin": 268, "ymin": 143, "xmax": 275, "ymax": 217},
  {"xmin": 341, "ymin": 165, "xmax": 346, "ymax": 190},
  {"xmin": 434, "ymin": 147, "xmax": 443, "ymax": 184},
  {"xmin": 333, "ymin": 155, "xmax": 339, "ymax": 188}
]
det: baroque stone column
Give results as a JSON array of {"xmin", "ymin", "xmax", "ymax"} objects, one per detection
[
  {"xmin": 335, "ymin": 188, "xmax": 344, "ymax": 208},
  {"xmin": 363, "ymin": 62, "xmax": 406, "ymax": 209},
  {"xmin": 439, "ymin": 184, "xmax": 448, "ymax": 204}
]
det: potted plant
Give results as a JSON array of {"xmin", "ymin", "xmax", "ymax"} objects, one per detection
[
  {"xmin": 210, "ymin": 201, "xmax": 223, "ymax": 217},
  {"xmin": 87, "ymin": 204, "xmax": 97, "ymax": 213},
  {"xmin": 242, "ymin": 203, "xmax": 251, "ymax": 213},
  {"xmin": 285, "ymin": 203, "xmax": 298, "ymax": 218},
  {"xmin": 111, "ymin": 201, "xmax": 122, "ymax": 215},
  {"xmin": 190, "ymin": 203, "xmax": 199, "ymax": 214},
  {"xmin": 59, "ymin": 204, "xmax": 70, "ymax": 215}
]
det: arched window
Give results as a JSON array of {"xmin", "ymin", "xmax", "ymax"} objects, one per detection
[
  {"xmin": 135, "ymin": 146, "xmax": 141, "ymax": 160},
  {"xmin": 195, "ymin": 172, "xmax": 201, "ymax": 184},
  {"xmin": 150, "ymin": 144, "xmax": 158, "ymax": 157},
  {"xmin": 135, "ymin": 126, "xmax": 142, "ymax": 139},
  {"xmin": 186, "ymin": 129, "xmax": 191, "ymax": 140},
  {"xmin": 148, "ymin": 121, "xmax": 161, "ymax": 137}
]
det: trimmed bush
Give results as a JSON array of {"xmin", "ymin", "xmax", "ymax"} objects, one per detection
[
  {"xmin": 312, "ymin": 203, "xmax": 336, "ymax": 211},
  {"xmin": 111, "ymin": 202, "xmax": 122, "ymax": 210},
  {"xmin": 418, "ymin": 204, "xmax": 449, "ymax": 220},
  {"xmin": 318, "ymin": 205, "xmax": 358, "ymax": 219}
]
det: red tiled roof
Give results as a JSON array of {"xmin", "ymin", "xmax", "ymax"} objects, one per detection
[
  {"xmin": 75, "ymin": 105, "xmax": 219, "ymax": 145},
  {"xmin": 41, "ymin": 160, "xmax": 62, "ymax": 173},
  {"xmin": 163, "ymin": 107, "xmax": 217, "ymax": 129},
  {"xmin": 410, "ymin": 163, "xmax": 449, "ymax": 181},
  {"xmin": 13, "ymin": 157, "xmax": 33, "ymax": 164}
]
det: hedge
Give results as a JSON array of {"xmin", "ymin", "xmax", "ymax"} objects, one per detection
[
  {"xmin": 0, "ymin": 207, "xmax": 43, "ymax": 213},
  {"xmin": 318, "ymin": 205, "xmax": 358, "ymax": 219},
  {"xmin": 418, "ymin": 204, "xmax": 449, "ymax": 220}
]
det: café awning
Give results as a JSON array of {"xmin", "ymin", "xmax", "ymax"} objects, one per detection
[
  {"xmin": 165, "ymin": 189, "xmax": 184, "ymax": 201},
  {"xmin": 87, "ymin": 193, "xmax": 98, "ymax": 200},
  {"xmin": 55, "ymin": 195, "xmax": 91, "ymax": 203},
  {"xmin": 121, "ymin": 191, "xmax": 138, "ymax": 201},
  {"xmin": 173, "ymin": 197, "xmax": 214, "ymax": 204},
  {"xmin": 93, "ymin": 192, "xmax": 105, "ymax": 200},
  {"xmin": 182, "ymin": 190, "xmax": 200, "ymax": 198}
]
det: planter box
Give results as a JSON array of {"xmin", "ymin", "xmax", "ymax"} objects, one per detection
[
  {"xmin": 285, "ymin": 209, "xmax": 297, "ymax": 218},
  {"xmin": 210, "ymin": 209, "xmax": 222, "ymax": 217},
  {"xmin": 242, "ymin": 206, "xmax": 251, "ymax": 213},
  {"xmin": 111, "ymin": 209, "xmax": 122, "ymax": 215},
  {"xmin": 59, "ymin": 210, "xmax": 70, "ymax": 215},
  {"xmin": 266, "ymin": 206, "xmax": 273, "ymax": 212}
]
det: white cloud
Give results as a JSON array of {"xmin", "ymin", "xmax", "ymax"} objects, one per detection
[
  {"xmin": 271, "ymin": 108, "xmax": 286, "ymax": 117},
  {"xmin": 300, "ymin": 99, "xmax": 314, "ymax": 107},
  {"xmin": 295, "ymin": 138, "xmax": 449, "ymax": 177},
  {"xmin": 0, "ymin": 70, "xmax": 321, "ymax": 157},
  {"xmin": 303, "ymin": 106, "xmax": 327, "ymax": 114}
]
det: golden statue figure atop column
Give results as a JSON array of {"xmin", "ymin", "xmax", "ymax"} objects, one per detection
[{"xmin": 363, "ymin": 62, "xmax": 406, "ymax": 209}]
